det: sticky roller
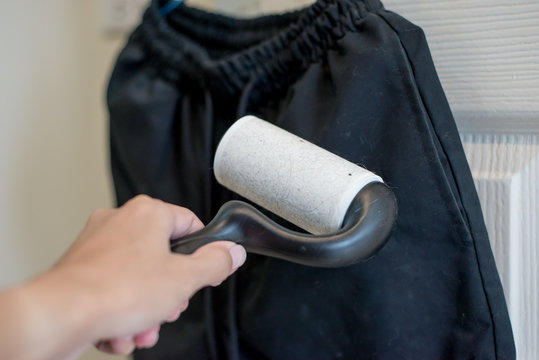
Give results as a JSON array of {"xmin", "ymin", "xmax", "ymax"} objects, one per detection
[{"xmin": 171, "ymin": 116, "xmax": 397, "ymax": 267}]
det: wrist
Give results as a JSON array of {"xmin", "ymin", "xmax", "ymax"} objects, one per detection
[{"xmin": 15, "ymin": 268, "xmax": 104, "ymax": 358}]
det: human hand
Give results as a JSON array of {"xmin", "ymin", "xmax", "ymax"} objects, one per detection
[{"xmin": 3, "ymin": 195, "xmax": 246, "ymax": 360}]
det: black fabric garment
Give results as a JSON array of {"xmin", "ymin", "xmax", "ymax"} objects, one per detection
[{"xmin": 107, "ymin": 0, "xmax": 515, "ymax": 358}]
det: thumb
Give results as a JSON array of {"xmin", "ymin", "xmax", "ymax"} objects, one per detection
[{"xmin": 180, "ymin": 242, "xmax": 247, "ymax": 292}]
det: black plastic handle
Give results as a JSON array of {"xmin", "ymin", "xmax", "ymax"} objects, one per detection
[{"xmin": 170, "ymin": 182, "xmax": 397, "ymax": 267}]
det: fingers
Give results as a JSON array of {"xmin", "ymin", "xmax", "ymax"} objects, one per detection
[
  {"xmin": 85, "ymin": 196, "xmax": 246, "ymax": 357},
  {"xmin": 133, "ymin": 325, "xmax": 160, "ymax": 349},
  {"xmin": 95, "ymin": 336, "xmax": 135, "ymax": 355},
  {"xmin": 161, "ymin": 202, "xmax": 205, "ymax": 239},
  {"xmin": 166, "ymin": 301, "xmax": 189, "ymax": 322},
  {"xmin": 95, "ymin": 325, "xmax": 161, "ymax": 355},
  {"xmin": 123, "ymin": 195, "xmax": 204, "ymax": 239},
  {"xmin": 179, "ymin": 242, "xmax": 246, "ymax": 292},
  {"xmin": 86, "ymin": 208, "xmax": 114, "ymax": 227},
  {"xmin": 93, "ymin": 290, "xmax": 191, "ymax": 355},
  {"xmin": 227, "ymin": 244, "xmax": 247, "ymax": 275}
]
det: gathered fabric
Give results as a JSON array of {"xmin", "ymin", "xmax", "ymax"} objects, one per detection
[{"xmin": 107, "ymin": 0, "xmax": 515, "ymax": 358}]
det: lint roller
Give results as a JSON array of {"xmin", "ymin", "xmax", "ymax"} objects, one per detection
[{"xmin": 171, "ymin": 116, "xmax": 397, "ymax": 267}]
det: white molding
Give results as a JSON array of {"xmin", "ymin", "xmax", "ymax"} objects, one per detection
[
  {"xmin": 462, "ymin": 133, "xmax": 539, "ymax": 360},
  {"xmin": 455, "ymin": 111, "xmax": 539, "ymax": 134}
]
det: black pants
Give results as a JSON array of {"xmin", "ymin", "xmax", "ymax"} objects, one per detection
[{"xmin": 107, "ymin": 0, "xmax": 515, "ymax": 358}]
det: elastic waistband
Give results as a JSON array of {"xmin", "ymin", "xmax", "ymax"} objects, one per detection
[{"xmin": 135, "ymin": 0, "xmax": 384, "ymax": 96}]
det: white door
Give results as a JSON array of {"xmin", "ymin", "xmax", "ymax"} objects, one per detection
[{"xmin": 382, "ymin": 2, "xmax": 539, "ymax": 358}]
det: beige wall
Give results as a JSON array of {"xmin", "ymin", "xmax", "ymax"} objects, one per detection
[
  {"xmin": 0, "ymin": 1, "xmax": 121, "ymax": 284},
  {"xmin": 0, "ymin": 1, "xmax": 125, "ymax": 359}
]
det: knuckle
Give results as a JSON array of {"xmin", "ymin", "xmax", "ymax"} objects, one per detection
[
  {"xmin": 181, "ymin": 207, "xmax": 196, "ymax": 218},
  {"xmin": 125, "ymin": 195, "xmax": 161, "ymax": 217},
  {"xmin": 186, "ymin": 245, "xmax": 234, "ymax": 289},
  {"xmin": 128, "ymin": 194, "xmax": 153, "ymax": 206},
  {"xmin": 203, "ymin": 246, "xmax": 233, "ymax": 276},
  {"xmin": 87, "ymin": 208, "xmax": 109, "ymax": 223},
  {"xmin": 184, "ymin": 210, "xmax": 204, "ymax": 232},
  {"xmin": 218, "ymin": 246, "xmax": 234, "ymax": 267}
]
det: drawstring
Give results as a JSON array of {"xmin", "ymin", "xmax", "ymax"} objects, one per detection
[
  {"xmin": 201, "ymin": 88, "xmax": 220, "ymax": 360},
  {"xmin": 215, "ymin": 71, "xmax": 262, "ymax": 360},
  {"xmin": 204, "ymin": 287, "xmax": 219, "ymax": 360},
  {"xmin": 225, "ymin": 74, "xmax": 260, "ymax": 360},
  {"xmin": 202, "ymin": 87, "xmax": 246, "ymax": 360},
  {"xmin": 202, "ymin": 88, "xmax": 214, "ymax": 223},
  {"xmin": 236, "ymin": 71, "xmax": 261, "ymax": 119},
  {"xmin": 226, "ymin": 276, "xmax": 240, "ymax": 360}
]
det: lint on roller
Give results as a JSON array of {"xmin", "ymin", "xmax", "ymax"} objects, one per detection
[{"xmin": 171, "ymin": 116, "xmax": 397, "ymax": 267}]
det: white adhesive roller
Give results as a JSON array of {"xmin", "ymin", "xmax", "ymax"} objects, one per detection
[{"xmin": 214, "ymin": 115, "xmax": 383, "ymax": 235}]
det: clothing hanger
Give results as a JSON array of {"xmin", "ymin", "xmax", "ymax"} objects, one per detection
[{"xmin": 160, "ymin": 0, "xmax": 185, "ymax": 16}]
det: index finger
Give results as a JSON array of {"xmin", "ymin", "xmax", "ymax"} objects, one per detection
[{"xmin": 160, "ymin": 202, "xmax": 205, "ymax": 240}]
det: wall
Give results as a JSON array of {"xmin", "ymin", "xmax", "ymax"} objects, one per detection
[
  {"xmin": 381, "ymin": 2, "xmax": 539, "ymax": 358},
  {"xmin": 0, "ymin": 1, "xmax": 125, "ymax": 359}
]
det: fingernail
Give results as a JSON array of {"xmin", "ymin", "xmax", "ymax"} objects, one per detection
[
  {"xmin": 143, "ymin": 331, "xmax": 159, "ymax": 349},
  {"xmin": 135, "ymin": 326, "xmax": 160, "ymax": 349},
  {"xmin": 179, "ymin": 300, "xmax": 189, "ymax": 312},
  {"xmin": 137, "ymin": 332, "xmax": 159, "ymax": 349},
  {"xmin": 229, "ymin": 245, "xmax": 247, "ymax": 271}
]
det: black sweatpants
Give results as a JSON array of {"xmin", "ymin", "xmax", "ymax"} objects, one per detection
[{"xmin": 107, "ymin": 0, "xmax": 515, "ymax": 358}]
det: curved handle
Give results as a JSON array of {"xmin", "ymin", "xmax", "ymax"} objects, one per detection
[{"xmin": 170, "ymin": 182, "xmax": 397, "ymax": 267}]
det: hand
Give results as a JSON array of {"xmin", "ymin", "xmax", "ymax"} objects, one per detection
[{"xmin": 0, "ymin": 195, "xmax": 246, "ymax": 360}]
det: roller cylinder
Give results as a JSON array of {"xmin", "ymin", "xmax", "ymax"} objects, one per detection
[{"xmin": 214, "ymin": 116, "xmax": 383, "ymax": 235}]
